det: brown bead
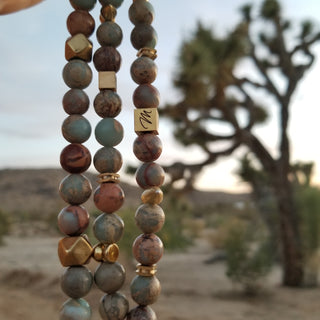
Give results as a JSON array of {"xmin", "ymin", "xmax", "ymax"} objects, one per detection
[
  {"xmin": 94, "ymin": 90, "xmax": 121, "ymax": 118},
  {"xmin": 94, "ymin": 147, "xmax": 123, "ymax": 173},
  {"xmin": 129, "ymin": 0, "xmax": 155, "ymax": 25},
  {"xmin": 131, "ymin": 24, "xmax": 157, "ymax": 50},
  {"xmin": 135, "ymin": 162, "xmax": 165, "ymax": 189},
  {"xmin": 133, "ymin": 84, "xmax": 160, "ymax": 109},
  {"xmin": 94, "ymin": 183, "xmax": 124, "ymax": 213},
  {"xmin": 93, "ymin": 46, "xmax": 121, "ymax": 72},
  {"xmin": 127, "ymin": 306, "xmax": 157, "ymax": 320},
  {"xmin": 63, "ymin": 89, "xmax": 90, "ymax": 115},
  {"xmin": 60, "ymin": 144, "xmax": 91, "ymax": 174},
  {"xmin": 133, "ymin": 133, "xmax": 162, "ymax": 162},
  {"xmin": 131, "ymin": 57, "xmax": 157, "ymax": 84},
  {"xmin": 67, "ymin": 10, "xmax": 95, "ymax": 37}
]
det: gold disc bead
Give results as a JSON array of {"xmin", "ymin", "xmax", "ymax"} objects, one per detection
[
  {"xmin": 137, "ymin": 47, "xmax": 157, "ymax": 60},
  {"xmin": 136, "ymin": 264, "xmax": 157, "ymax": 277}
]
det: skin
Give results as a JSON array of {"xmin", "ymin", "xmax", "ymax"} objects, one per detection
[{"xmin": 0, "ymin": 0, "xmax": 43, "ymax": 14}]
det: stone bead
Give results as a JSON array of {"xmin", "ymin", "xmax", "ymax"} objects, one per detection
[
  {"xmin": 99, "ymin": 293, "xmax": 129, "ymax": 320},
  {"xmin": 60, "ymin": 144, "xmax": 91, "ymax": 174},
  {"xmin": 63, "ymin": 89, "xmax": 90, "ymax": 115},
  {"xmin": 94, "ymin": 90, "xmax": 122, "ymax": 118},
  {"xmin": 95, "ymin": 118, "xmax": 124, "ymax": 147},
  {"xmin": 62, "ymin": 115, "xmax": 91, "ymax": 143},
  {"xmin": 58, "ymin": 205, "xmax": 90, "ymax": 236},
  {"xmin": 94, "ymin": 262, "xmax": 125, "ymax": 294},
  {"xmin": 132, "ymin": 233, "xmax": 163, "ymax": 266},
  {"xmin": 135, "ymin": 162, "xmax": 165, "ymax": 189},
  {"xmin": 133, "ymin": 133, "xmax": 162, "ymax": 162},
  {"xmin": 93, "ymin": 46, "xmax": 121, "ymax": 72},
  {"xmin": 135, "ymin": 204, "xmax": 165, "ymax": 234},
  {"xmin": 59, "ymin": 174, "xmax": 92, "ymax": 205},
  {"xmin": 127, "ymin": 306, "xmax": 157, "ymax": 320},
  {"xmin": 93, "ymin": 213, "xmax": 124, "ymax": 244},
  {"xmin": 94, "ymin": 183, "xmax": 124, "ymax": 213},
  {"xmin": 94, "ymin": 147, "xmax": 122, "ymax": 173},
  {"xmin": 69, "ymin": 0, "xmax": 97, "ymax": 11},
  {"xmin": 133, "ymin": 84, "xmax": 160, "ymax": 109},
  {"xmin": 63, "ymin": 59, "xmax": 92, "ymax": 89},
  {"xmin": 97, "ymin": 21, "xmax": 123, "ymax": 47},
  {"xmin": 130, "ymin": 275, "xmax": 161, "ymax": 306},
  {"xmin": 130, "ymin": 57, "xmax": 157, "ymax": 85},
  {"xmin": 99, "ymin": 0, "xmax": 123, "ymax": 8},
  {"xmin": 131, "ymin": 25, "xmax": 157, "ymax": 50},
  {"xmin": 67, "ymin": 10, "xmax": 95, "ymax": 37},
  {"xmin": 61, "ymin": 266, "xmax": 93, "ymax": 299},
  {"xmin": 129, "ymin": 0, "xmax": 154, "ymax": 25},
  {"xmin": 60, "ymin": 298, "xmax": 91, "ymax": 320},
  {"xmin": 141, "ymin": 188, "xmax": 163, "ymax": 205}
]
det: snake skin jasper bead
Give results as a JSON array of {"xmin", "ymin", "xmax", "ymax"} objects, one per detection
[
  {"xmin": 135, "ymin": 204, "xmax": 165, "ymax": 234},
  {"xmin": 63, "ymin": 89, "xmax": 90, "ymax": 115},
  {"xmin": 95, "ymin": 118, "xmax": 124, "ymax": 147},
  {"xmin": 59, "ymin": 174, "xmax": 92, "ymax": 205},
  {"xmin": 135, "ymin": 162, "xmax": 165, "ymax": 189},
  {"xmin": 62, "ymin": 115, "xmax": 92, "ymax": 143},
  {"xmin": 63, "ymin": 59, "xmax": 93, "ymax": 89},
  {"xmin": 99, "ymin": 292, "xmax": 129, "ymax": 320},
  {"xmin": 94, "ymin": 262, "xmax": 125, "ymax": 294},
  {"xmin": 94, "ymin": 90, "xmax": 122, "ymax": 118},
  {"xmin": 58, "ymin": 205, "xmax": 90, "ymax": 236},
  {"xmin": 70, "ymin": 0, "xmax": 97, "ymax": 11},
  {"xmin": 61, "ymin": 266, "xmax": 93, "ymax": 298},
  {"xmin": 94, "ymin": 183, "xmax": 124, "ymax": 213},
  {"xmin": 129, "ymin": 0, "xmax": 154, "ymax": 25},
  {"xmin": 93, "ymin": 46, "xmax": 121, "ymax": 72},
  {"xmin": 93, "ymin": 213, "xmax": 124, "ymax": 244},
  {"xmin": 67, "ymin": 10, "xmax": 95, "ymax": 37},
  {"xmin": 131, "ymin": 57, "xmax": 157, "ymax": 85},
  {"xmin": 127, "ymin": 306, "xmax": 157, "ymax": 320},
  {"xmin": 133, "ymin": 84, "xmax": 160, "ymax": 109},
  {"xmin": 131, "ymin": 24, "xmax": 157, "ymax": 50},
  {"xmin": 94, "ymin": 147, "xmax": 123, "ymax": 173},
  {"xmin": 97, "ymin": 21, "xmax": 123, "ymax": 47},
  {"xmin": 60, "ymin": 144, "xmax": 91, "ymax": 174},
  {"xmin": 130, "ymin": 275, "xmax": 161, "ymax": 306},
  {"xmin": 60, "ymin": 298, "xmax": 91, "ymax": 320},
  {"xmin": 132, "ymin": 233, "xmax": 163, "ymax": 266},
  {"xmin": 133, "ymin": 133, "xmax": 162, "ymax": 162}
]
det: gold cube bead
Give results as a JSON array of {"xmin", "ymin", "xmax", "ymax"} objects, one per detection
[
  {"xmin": 134, "ymin": 108, "xmax": 159, "ymax": 134},
  {"xmin": 65, "ymin": 34, "xmax": 93, "ymax": 62},
  {"xmin": 93, "ymin": 243, "xmax": 120, "ymax": 263},
  {"xmin": 99, "ymin": 71, "xmax": 117, "ymax": 90},
  {"xmin": 100, "ymin": 4, "xmax": 117, "ymax": 22},
  {"xmin": 136, "ymin": 264, "xmax": 157, "ymax": 277},
  {"xmin": 137, "ymin": 47, "xmax": 157, "ymax": 60},
  {"xmin": 141, "ymin": 187, "xmax": 163, "ymax": 205},
  {"xmin": 58, "ymin": 236, "xmax": 93, "ymax": 267}
]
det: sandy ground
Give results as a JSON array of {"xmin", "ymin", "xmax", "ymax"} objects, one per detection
[{"xmin": 1, "ymin": 236, "xmax": 320, "ymax": 320}]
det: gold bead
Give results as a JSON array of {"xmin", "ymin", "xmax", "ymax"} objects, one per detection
[
  {"xmin": 58, "ymin": 236, "xmax": 93, "ymax": 267},
  {"xmin": 93, "ymin": 244, "xmax": 104, "ymax": 262},
  {"xmin": 137, "ymin": 48, "xmax": 157, "ymax": 60},
  {"xmin": 134, "ymin": 108, "xmax": 159, "ymax": 134},
  {"xmin": 99, "ymin": 71, "xmax": 117, "ymax": 90},
  {"xmin": 141, "ymin": 187, "xmax": 163, "ymax": 205},
  {"xmin": 101, "ymin": 4, "xmax": 117, "ymax": 22},
  {"xmin": 65, "ymin": 34, "xmax": 93, "ymax": 62},
  {"xmin": 97, "ymin": 173, "xmax": 120, "ymax": 184},
  {"xmin": 93, "ymin": 243, "xmax": 120, "ymax": 263},
  {"xmin": 136, "ymin": 264, "xmax": 157, "ymax": 277}
]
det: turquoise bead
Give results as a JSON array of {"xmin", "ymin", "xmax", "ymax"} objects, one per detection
[
  {"xmin": 69, "ymin": 0, "xmax": 97, "ymax": 11},
  {"xmin": 95, "ymin": 118, "xmax": 124, "ymax": 147},
  {"xmin": 99, "ymin": 292, "xmax": 129, "ymax": 320},
  {"xmin": 62, "ymin": 115, "xmax": 92, "ymax": 143},
  {"xmin": 60, "ymin": 298, "xmax": 91, "ymax": 320},
  {"xmin": 135, "ymin": 162, "xmax": 165, "ymax": 189},
  {"xmin": 63, "ymin": 59, "xmax": 92, "ymax": 89},
  {"xmin": 99, "ymin": 0, "xmax": 124, "ymax": 8},
  {"xmin": 97, "ymin": 22, "xmax": 123, "ymax": 47}
]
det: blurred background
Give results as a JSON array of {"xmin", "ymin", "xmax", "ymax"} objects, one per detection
[{"xmin": 1, "ymin": 0, "xmax": 320, "ymax": 319}]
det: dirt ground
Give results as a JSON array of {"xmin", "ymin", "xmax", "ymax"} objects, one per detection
[{"xmin": 0, "ymin": 235, "xmax": 320, "ymax": 320}]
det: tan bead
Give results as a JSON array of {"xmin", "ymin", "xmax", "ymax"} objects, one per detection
[
  {"xmin": 137, "ymin": 47, "xmax": 157, "ymax": 60},
  {"xmin": 101, "ymin": 4, "xmax": 117, "ymax": 22},
  {"xmin": 136, "ymin": 264, "xmax": 157, "ymax": 277},
  {"xmin": 134, "ymin": 108, "xmax": 159, "ymax": 134},
  {"xmin": 99, "ymin": 71, "xmax": 117, "ymax": 90},
  {"xmin": 58, "ymin": 236, "xmax": 93, "ymax": 267},
  {"xmin": 65, "ymin": 34, "xmax": 93, "ymax": 62},
  {"xmin": 93, "ymin": 243, "xmax": 120, "ymax": 263},
  {"xmin": 141, "ymin": 187, "xmax": 163, "ymax": 205}
]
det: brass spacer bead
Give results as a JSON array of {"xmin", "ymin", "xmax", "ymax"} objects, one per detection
[
  {"xmin": 137, "ymin": 47, "xmax": 157, "ymax": 60},
  {"xmin": 93, "ymin": 243, "xmax": 120, "ymax": 263},
  {"xmin": 97, "ymin": 173, "xmax": 120, "ymax": 184},
  {"xmin": 136, "ymin": 263, "xmax": 157, "ymax": 277},
  {"xmin": 100, "ymin": 4, "xmax": 117, "ymax": 22}
]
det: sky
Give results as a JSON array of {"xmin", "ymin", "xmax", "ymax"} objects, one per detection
[{"xmin": 0, "ymin": 0, "xmax": 320, "ymax": 192}]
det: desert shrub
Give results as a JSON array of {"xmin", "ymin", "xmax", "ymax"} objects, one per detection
[{"xmin": 0, "ymin": 210, "xmax": 11, "ymax": 244}]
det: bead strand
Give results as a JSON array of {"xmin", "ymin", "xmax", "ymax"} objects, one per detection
[
  {"xmin": 58, "ymin": 1, "xmax": 97, "ymax": 320},
  {"xmin": 128, "ymin": 1, "xmax": 164, "ymax": 319}
]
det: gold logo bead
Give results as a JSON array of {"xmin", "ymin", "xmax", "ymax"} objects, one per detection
[{"xmin": 134, "ymin": 108, "xmax": 159, "ymax": 134}]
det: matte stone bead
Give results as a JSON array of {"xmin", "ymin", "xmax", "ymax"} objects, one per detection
[
  {"xmin": 133, "ymin": 84, "xmax": 160, "ymax": 109},
  {"xmin": 135, "ymin": 204, "xmax": 165, "ymax": 234},
  {"xmin": 127, "ymin": 306, "xmax": 157, "ymax": 320},
  {"xmin": 94, "ymin": 147, "xmax": 122, "ymax": 173},
  {"xmin": 93, "ymin": 213, "xmax": 124, "ymax": 244},
  {"xmin": 61, "ymin": 266, "xmax": 93, "ymax": 298},
  {"xmin": 132, "ymin": 233, "xmax": 163, "ymax": 266},
  {"xmin": 60, "ymin": 144, "xmax": 91, "ymax": 174},
  {"xmin": 60, "ymin": 298, "xmax": 91, "ymax": 320},
  {"xmin": 58, "ymin": 205, "xmax": 90, "ymax": 236},
  {"xmin": 129, "ymin": 0, "xmax": 154, "ymax": 25},
  {"xmin": 141, "ymin": 188, "xmax": 163, "ymax": 205},
  {"xmin": 97, "ymin": 22, "xmax": 123, "ymax": 47},
  {"xmin": 95, "ymin": 118, "xmax": 124, "ymax": 147},
  {"xmin": 63, "ymin": 59, "xmax": 93, "ymax": 89},
  {"xmin": 95, "ymin": 262, "xmax": 125, "ymax": 293},
  {"xmin": 99, "ymin": 293, "xmax": 129, "ymax": 320},
  {"xmin": 99, "ymin": 0, "xmax": 123, "ymax": 8},
  {"xmin": 62, "ymin": 115, "xmax": 92, "ymax": 143},
  {"xmin": 94, "ymin": 90, "xmax": 122, "ymax": 118},
  {"xmin": 93, "ymin": 46, "xmax": 121, "ymax": 72},
  {"xmin": 135, "ymin": 162, "xmax": 165, "ymax": 189},
  {"xmin": 131, "ymin": 25, "xmax": 157, "ymax": 50},
  {"xmin": 131, "ymin": 57, "xmax": 157, "ymax": 84},
  {"xmin": 67, "ymin": 10, "xmax": 95, "ymax": 37},
  {"xmin": 94, "ymin": 183, "xmax": 124, "ymax": 213},
  {"xmin": 59, "ymin": 174, "xmax": 92, "ymax": 205},
  {"xmin": 63, "ymin": 89, "xmax": 90, "ymax": 115},
  {"xmin": 133, "ymin": 134, "xmax": 162, "ymax": 162},
  {"xmin": 130, "ymin": 275, "xmax": 161, "ymax": 306},
  {"xmin": 69, "ymin": 0, "xmax": 97, "ymax": 11}
]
